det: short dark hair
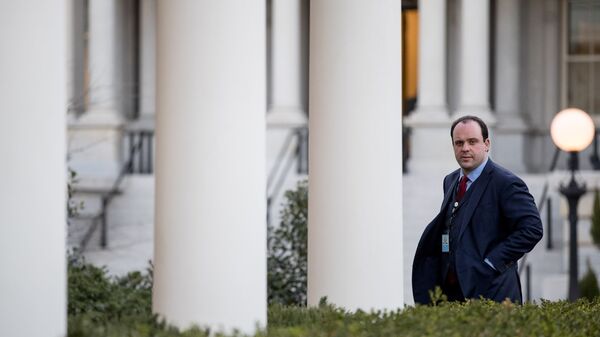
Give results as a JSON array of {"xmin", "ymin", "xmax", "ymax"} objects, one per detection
[{"xmin": 450, "ymin": 115, "xmax": 489, "ymax": 140}]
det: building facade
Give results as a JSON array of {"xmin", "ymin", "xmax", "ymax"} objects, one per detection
[
  {"xmin": 2, "ymin": 0, "xmax": 600, "ymax": 336},
  {"xmin": 406, "ymin": 0, "xmax": 600, "ymax": 174}
]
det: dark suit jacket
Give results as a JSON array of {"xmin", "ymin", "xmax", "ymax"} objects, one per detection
[{"xmin": 412, "ymin": 159, "xmax": 543, "ymax": 304}]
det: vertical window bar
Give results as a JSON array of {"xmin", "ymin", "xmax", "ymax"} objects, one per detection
[{"xmin": 149, "ymin": 132, "xmax": 154, "ymax": 174}]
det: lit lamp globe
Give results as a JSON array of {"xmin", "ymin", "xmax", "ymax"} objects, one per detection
[{"xmin": 550, "ymin": 108, "xmax": 594, "ymax": 152}]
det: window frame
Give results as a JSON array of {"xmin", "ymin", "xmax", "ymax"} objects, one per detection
[{"xmin": 561, "ymin": 0, "xmax": 600, "ymax": 120}]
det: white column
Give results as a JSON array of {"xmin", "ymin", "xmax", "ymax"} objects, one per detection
[
  {"xmin": 494, "ymin": 0, "xmax": 526, "ymax": 172},
  {"xmin": 408, "ymin": 0, "xmax": 448, "ymax": 123},
  {"xmin": 140, "ymin": 0, "xmax": 156, "ymax": 119},
  {"xmin": 0, "ymin": 2, "xmax": 67, "ymax": 337},
  {"xmin": 454, "ymin": 0, "xmax": 496, "ymax": 124},
  {"xmin": 265, "ymin": 0, "xmax": 308, "ymax": 229},
  {"xmin": 86, "ymin": 0, "xmax": 122, "ymax": 118},
  {"xmin": 69, "ymin": 0, "xmax": 86, "ymax": 116},
  {"xmin": 267, "ymin": 0, "xmax": 308, "ymax": 127},
  {"xmin": 153, "ymin": 0, "xmax": 266, "ymax": 333},
  {"xmin": 68, "ymin": 0, "xmax": 123, "ymax": 179},
  {"xmin": 404, "ymin": 0, "xmax": 455, "ymax": 173},
  {"xmin": 308, "ymin": 0, "xmax": 403, "ymax": 310}
]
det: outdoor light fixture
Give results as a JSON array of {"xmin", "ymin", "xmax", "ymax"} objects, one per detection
[
  {"xmin": 550, "ymin": 108, "xmax": 595, "ymax": 152},
  {"xmin": 550, "ymin": 108, "xmax": 595, "ymax": 301}
]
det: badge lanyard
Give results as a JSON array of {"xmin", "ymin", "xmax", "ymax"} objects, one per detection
[{"xmin": 442, "ymin": 197, "xmax": 464, "ymax": 253}]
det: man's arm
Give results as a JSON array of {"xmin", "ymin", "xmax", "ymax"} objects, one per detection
[{"xmin": 485, "ymin": 177, "xmax": 543, "ymax": 273}]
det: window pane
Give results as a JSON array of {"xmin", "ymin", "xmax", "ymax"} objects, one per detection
[
  {"xmin": 594, "ymin": 62, "xmax": 600, "ymax": 115},
  {"xmin": 568, "ymin": 62, "xmax": 591, "ymax": 112},
  {"xmin": 569, "ymin": 1, "xmax": 592, "ymax": 55},
  {"xmin": 594, "ymin": 2, "xmax": 600, "ymax": 54}
]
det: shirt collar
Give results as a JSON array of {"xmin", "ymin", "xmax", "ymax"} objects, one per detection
[{"xmin": 459, "ymin": 157, "xmax": 489, "ymax": 183}]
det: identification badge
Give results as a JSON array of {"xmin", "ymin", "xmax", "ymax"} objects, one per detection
[{"xmin": 442, "ymin": 234, "xmax": 450, "ymax": 253}]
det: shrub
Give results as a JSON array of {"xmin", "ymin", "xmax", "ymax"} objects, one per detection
[
  {"xmin": 268, "ymin": 180, "xmax": 308, "ymax": 306},
  {"xmin": 67, "ymin": 257, "xmax": 600, "ymax": 337},
  {"xmin": 266, "ymin": 297, "xmax": 600, "ymax": 337},
  {"xmin": 592, "ymin": 189, "xmax": 600, "ymax": 248},
  {"xmin": 68, "ymin": 255, "xmax": 153, "ymax": 321},
  {"xmin": 580, "ymin": 257, "xmax": 600, "ymax": 300}
]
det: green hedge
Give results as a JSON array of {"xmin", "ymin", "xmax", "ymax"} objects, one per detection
[
  {"xmin": 268, "ymin": 299, "xmax": 600, "ymax": 337},
  {"xmin": 580, "ymin": 258, "xmax": 600, "ymax": 301},
  {"xmin": 268, "ymin": 180, "xmax": 308, "ymax": 306},
  {"xmin": 68, "ymin": 256, "xmax": 152, "ymax": 321},
  {"xmin": 68, "ymin": 257, "xmax": 600, "ymax": 337}
]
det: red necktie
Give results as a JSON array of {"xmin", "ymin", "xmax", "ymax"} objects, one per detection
[{"xmin": 456, "ymin": 175, "xmax": 468, "ymax": 202}]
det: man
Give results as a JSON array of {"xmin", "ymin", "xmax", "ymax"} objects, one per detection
[{"xmin": 412, "ymin": 115, "xmax": 543, "ymax": 304}]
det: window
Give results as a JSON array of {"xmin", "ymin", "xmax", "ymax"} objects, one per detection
[{"xmin": 563, "ymin": 0, "xmax": 600, "ymax": 115}]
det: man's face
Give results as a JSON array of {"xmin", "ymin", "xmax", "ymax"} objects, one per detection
[{"xmin": 452, "ymin": 120, "xmax": 490, "ymax": 174}]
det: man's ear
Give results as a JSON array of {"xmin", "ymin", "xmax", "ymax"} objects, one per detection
[{"xmin": 484, "ymin": 138, "xmax": 490, "ymax": 152}]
